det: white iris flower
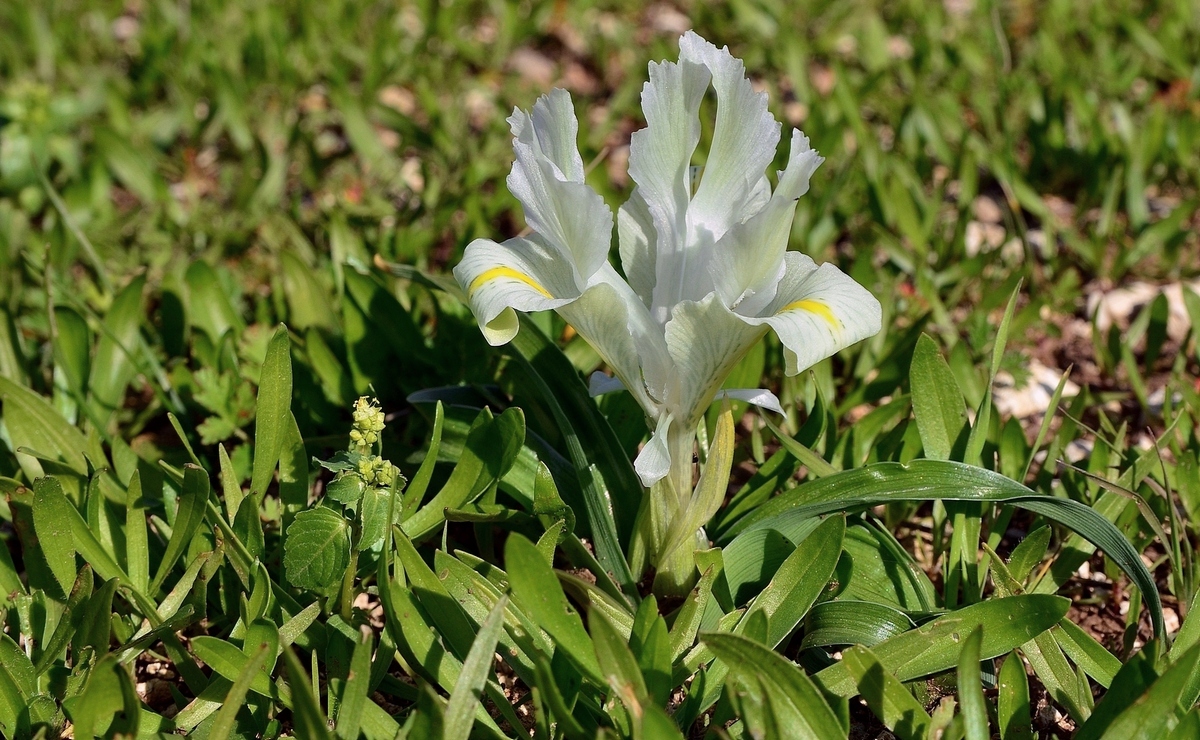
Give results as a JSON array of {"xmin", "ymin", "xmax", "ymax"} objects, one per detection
[{"xmin": 454, "ymin": 31, "xmax": 881, "ymax": 491}]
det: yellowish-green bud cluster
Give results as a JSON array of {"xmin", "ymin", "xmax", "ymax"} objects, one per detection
[
  {"xmin": 357, "ymin": 455, "xmax": 398, "ymax": 488},
  {"xmin": 350, "ymin": 396, "xmax": 385, "ymax": 452}
]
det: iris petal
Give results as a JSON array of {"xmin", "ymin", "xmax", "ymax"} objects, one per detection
[
  {"xmin": 453, "ymin": 235, "xmax": 583, "ymax": 345},
  {"xmin": 508, "ymin": 89, "xmax": 614, "ymax": 281},
  {"xmin": 738, "ymin": 252, "xmax": 883, "ymax": 376}
]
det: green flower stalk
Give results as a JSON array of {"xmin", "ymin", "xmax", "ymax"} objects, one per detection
[{"xmin": 454, "ymin": 32, "xmax": 881, "ymax": 595}]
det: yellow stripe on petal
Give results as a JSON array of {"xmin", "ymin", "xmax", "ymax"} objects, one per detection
[
  {"xmin": 468, "ymin": 267, "xmax": 552, "ymax": 299},
  {"xmin": 779, "ymin": 298, "xmax": 838, "ymax": 328}
]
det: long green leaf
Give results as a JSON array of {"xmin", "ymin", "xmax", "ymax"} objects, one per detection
[
  {"xmin": 508, "ymin": 315, "xmax": 639, "ymax": 599},
  {"xmin": 1078, "ymin": 644, "xmax": 1200, "ymax": 740},
  {"xmin": 703, "ymin": 632, "xmax": 843, "ymax": 739},
  {"xmin": 250, "ymin": 324, "xmax": 293, "ymax": 498},
  {"xmin": 910, "ymin": 333, "xmax": 967, "ymax": 460},
  {"xmin": 335, "ymin": 629, "xmax": 373, "ymax": 740},
  {"xmin": 957, "ymin": 627, "xmax": 988, "ymax": 740},
  {"xmin": 723, "ymin": 460, "xmax": 1164, "ymax": 637},
  {"xmin": 815, "ymin": 595, "xmax": 1069, "ymax": 697},
  {"xmin": 209, "ymin": 643, "xmax": 270, "ymax": 740},
  {"xmin": 739, "ymin": 514, "xmax": 844, "ymax": 648},
  {"xmin": 591, "ymin": 607, "xmax": 648, "ymax": 714},
  {"xmin": 151, "ymin": 464, "xmax": 211, "ymax": 593},
  {"xmin": 282, "ymin": 646, "xmax": 332, "ymax": 740},
  {"xmin": 32, "ymin": 476, "xmax": 78, "ymax": 595},
  {"xmin": 0, "ymin": 375, "xmax": 88, "ymax": 481},
  {"xmin": 505, "ymin": 534, "xmax": 603, "ymax": 685},
  {"xmin": 444, "ymin": 596, "xmax": 509, "ymax": 740},
  {"xmin": 88, "ymin": 275, "xmax": 145, "ymax": 428},
  {"xmin": 998, "ymin": 651, "xmax": 1033, "ymax": 740},
  {"xmin": 841, "ymin": 645, "xmax": 931, "ymax": 740}
]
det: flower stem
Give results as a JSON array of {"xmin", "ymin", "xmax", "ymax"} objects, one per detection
[
  {"xmin": 339, "ymin": 546, "xmax": 360, "ymax": 622},
  {"xmin": 649, "ymin": 423, "xmax": 700, "ymax": 598}
]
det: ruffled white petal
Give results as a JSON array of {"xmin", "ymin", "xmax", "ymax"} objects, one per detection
[
  {"xmin": 709, "ymin": 130, "xmax": 824, "ymax": 313},
  {"xmin": 634, "ymin": 412, "xmax": 674, "ymax": 487},
  {"xmin": 453, "ymin": 235, "xmax": 583, "ymax": 345},
  {"xmin": 627, "ymin": 55, "xmax": 710, "ymax": 325},
  {"xmin": 507, "ymin": 89, "xmax": 613, "ymax": 280},
  {"xmin": 588, "ymin": 372, "xmax": 625, "ymax": 397},
  {"xmin": 679, "ymin": 32, "xmax": 781, "ymax": 243},
  {"xmin": 616, "ymin": 188, "xmax": 657, "ymax": 308},
  {"xmin": 737, "ymin": 252, "xmax": 882, "ymax": 375},
  {"xmin": 664, "ymin": 294, "xmax": 767, "ymax": 429},
  {"xmin": 716, "ymin": 389, "xmax": 785, "ymax": 415}
]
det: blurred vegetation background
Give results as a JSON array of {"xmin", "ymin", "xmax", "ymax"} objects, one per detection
[
  {"xmin": 1, "ymin": 3, "xmax": 1199, "ymax": 736},
  {"xmin": 1, "ymin": 0, "xmax": 1198, "ymax": 458}
]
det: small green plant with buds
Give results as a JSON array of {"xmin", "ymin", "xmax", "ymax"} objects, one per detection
[{"xmin": 284, "ymin": 396, "xmax": 406, "ymax": 619}]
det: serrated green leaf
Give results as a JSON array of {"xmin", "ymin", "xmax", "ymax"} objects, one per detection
[
  {"xmin": 284, "ymin": 506, "xmax": 351, "ymax": 593},
  {"xmin": 355, "ymin": 484, "xmax": 390, "ymax": 552},
  {"xmin": 325, "ymin": 473, "xmax": 366, "ymax": 504}
]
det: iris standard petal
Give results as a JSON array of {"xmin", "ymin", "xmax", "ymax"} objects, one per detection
[
  {"xmin": 454, "ymin": 235, "xmax": 585, "ymax": 345},
  {"xmin": 709, "ymin": 129, "xmax": 825, "ymax": 313},
  {"xmin": 679, "ymin": 32, "xmax": 782, "ymax": 243},
  {"xmin": 507, "ymin": 89, "xmax": 614, "ymax": 280},
  {"xmin": 663, "ymin": 293, "xmax": 768, "ymax": 429},
  {"xmin": 616, "ymin": 188, "xmax": 657, "ymax": 308},
  {"xmin": 626, "ymin": 56, "xmax": 710, "ymax": 325},
  {"xmin": 739, "ymin": 252, "xmax": 882, "ymax": 375}
]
